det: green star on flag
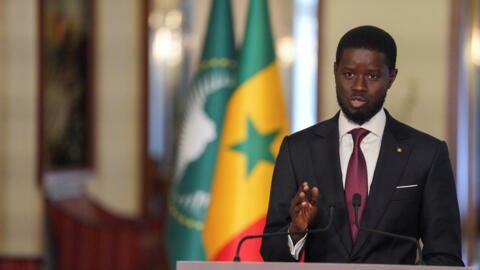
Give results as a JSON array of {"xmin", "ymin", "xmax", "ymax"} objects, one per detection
[{"xmin": 231, "ymin": 118, "xmax": 280, "ymax": 176}]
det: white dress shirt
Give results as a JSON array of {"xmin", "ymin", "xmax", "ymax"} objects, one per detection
[{"xmin": 288, "ymin": 108, "xmax": 386, "ymax": 259}]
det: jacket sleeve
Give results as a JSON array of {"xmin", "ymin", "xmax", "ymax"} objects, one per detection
[
  {"xmin": 260, "ymin": 136, "xmax": 300, "ymax": 261},
  {"xmin": 420, "ymin": 141, "xmax": 464, "ymax": 266}
]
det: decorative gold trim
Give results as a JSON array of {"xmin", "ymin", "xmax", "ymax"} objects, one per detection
[
  {"xmin": 167, "ymin": 195, "xmax": 204, "ymax": 231},
  {"xmin": 198, "ymin": 58, "xmax": 237, "ymax": 72}
]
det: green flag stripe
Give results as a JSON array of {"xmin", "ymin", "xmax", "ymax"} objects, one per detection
[
  {"xmin": 201, "ymin": 0, "xmax": 236, "ymax": 61},
  {"xmin": 236, "ymin": 0, "xmax": 275, "ymax": 87}
]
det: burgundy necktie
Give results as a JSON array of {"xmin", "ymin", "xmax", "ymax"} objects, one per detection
[{"xmin": 345, "ymin": 128, "xmax": 370, "ymax": 243}]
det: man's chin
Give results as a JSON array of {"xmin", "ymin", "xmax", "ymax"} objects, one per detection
[
  {"xmin": 336, "ymin": 92, "xmax": 386, "ymax": 125},
  {"xmin": 344, "ymin": 111, "xmax": 370, "ymax": 125},
  {"xmin": 343, "ymin": 105, "xmax": 382, "ymax": 124}
]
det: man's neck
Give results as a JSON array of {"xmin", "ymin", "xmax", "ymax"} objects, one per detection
[{"xmin": 339, "ymin": 108, "xmax": 386, "ymax": 137}]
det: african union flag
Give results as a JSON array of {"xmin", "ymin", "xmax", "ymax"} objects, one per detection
[{"xmin": 164, "ymin": 0, "xmax": 236, "ymax": 268}]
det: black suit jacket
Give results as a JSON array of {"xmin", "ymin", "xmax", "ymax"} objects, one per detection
[{"xmin": 260, "ymin": 112, "xmax": 463, "ymax": 266}]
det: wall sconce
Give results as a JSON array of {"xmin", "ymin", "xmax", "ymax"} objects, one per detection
[
  {"xmin": 471, "ymin": 27, "xmax": 480, "ymax": 66},
  {"xmin": 277, "ymin": 36, "xmax": 295, "ymax": 67},
  {"xmin": 152, "ymin": 27, "xmax": 182, "ymax": 66}
]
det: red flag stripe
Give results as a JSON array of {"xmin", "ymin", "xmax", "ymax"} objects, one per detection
[
  {"xmin": 212, "ymin": 215, "xmax": 306, "ymax": 263},
  {"xmin": 213, "ymin": 216, "xmax": 266, "ymax": 262}
]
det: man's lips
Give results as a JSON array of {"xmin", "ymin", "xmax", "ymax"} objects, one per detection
[{"xmin": 349, "ymin": 96, "xmax": 367, "ymax": 108}]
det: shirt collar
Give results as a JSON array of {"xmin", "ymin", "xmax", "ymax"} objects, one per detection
[{"xmin": 338, "ymin": 108, "xmax": 386, "ymax": 138}]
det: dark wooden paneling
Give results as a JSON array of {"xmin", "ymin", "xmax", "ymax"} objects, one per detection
[
  {"xmin": 140, "ymin": 0, "xmax": 151, "ymax": 218},
  {"xmin": 448, "ymin": 0, "xmax": 461, "ymax": 176}
]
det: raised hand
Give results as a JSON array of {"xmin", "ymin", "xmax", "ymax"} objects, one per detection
[{"xmin": 289, "ymin": 182, "xmax": 319, "ymax": 244}]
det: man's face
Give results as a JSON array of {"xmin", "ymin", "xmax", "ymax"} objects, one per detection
[{"xmin": 334, "ymin": 48, "xmax": 397, "ymax": 125}]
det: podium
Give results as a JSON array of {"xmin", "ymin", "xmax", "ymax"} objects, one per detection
[{"xmin": 178, "ymin": 261, "xmax": 472, "ymax": 270}]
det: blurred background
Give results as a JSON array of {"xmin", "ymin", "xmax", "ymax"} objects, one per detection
[{"xmin": 1, "ymin": 0, "xmax": 480, "ymax": 269}]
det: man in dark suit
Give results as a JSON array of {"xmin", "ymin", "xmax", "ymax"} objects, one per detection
[{"xmin": 260, "ymin": 25, "xmax": 464, "ymax": 266}]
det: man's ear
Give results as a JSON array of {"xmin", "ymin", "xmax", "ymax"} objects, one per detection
[
  {"xmin": 387, "ymin": 68, "xmax": 398, "ymax": 89},
  {"xmin": 333, "ymin": 62, "xmax": 338, "ymax": 73}
]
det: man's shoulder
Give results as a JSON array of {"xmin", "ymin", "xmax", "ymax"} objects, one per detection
[
  {"xmin": 290, "ymin": 114, "xmax": 338, "ymax": 137},
  {"xmin": 387, "ymin": 114, "xmax": 444, "ymax": 146},
  {"xmin": 287, "ymin": 114, "xmax": 338, "ymax": 141}
]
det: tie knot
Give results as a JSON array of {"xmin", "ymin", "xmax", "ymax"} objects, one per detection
[{"xmin": 349, "ymin": 128, "xmax": 370, "ymax": 146}]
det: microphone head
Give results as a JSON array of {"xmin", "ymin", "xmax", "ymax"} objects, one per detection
[{"xmin": 352, "ymin": 193, "xmax": 362, "ymax": 207}]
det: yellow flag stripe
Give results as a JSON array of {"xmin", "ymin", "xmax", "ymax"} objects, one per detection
[{"xmin": 203, "ymin": 62, "xmax": 289, "ymax": 259}]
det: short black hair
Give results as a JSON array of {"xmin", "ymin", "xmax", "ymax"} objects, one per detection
[{"xmin": 335, "ymin": 25, "xmax": 397, "ymax": 71}]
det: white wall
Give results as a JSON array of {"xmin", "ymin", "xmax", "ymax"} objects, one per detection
[
  {"xmin": 0, "ymin": 0, "xmax": 44, "ymax": 257},
  {"xmin": 85, "ymin": 0, "xmax": 143, "ymax": 217}
]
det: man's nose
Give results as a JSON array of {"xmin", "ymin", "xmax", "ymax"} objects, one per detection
[{"xmin": 352, "ymin": 76, "xmax": 366, "ymax": 91}]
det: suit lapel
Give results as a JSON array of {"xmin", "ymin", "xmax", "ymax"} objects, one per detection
[
  {"xmin": 351, "ymin": 113, "xmax": 412, "ymax": 255},
  {"xmin": 311, "ymin": 114, "xmax": 353, "ymax": 254}
]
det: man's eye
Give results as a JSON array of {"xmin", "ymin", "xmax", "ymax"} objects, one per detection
[
  {"xmin": 344, "ymin": 72, "xmax": 354, "ymax": 78},
  {"xmin": 368, "ymin": 73, "xmax": 379, "ymax": 79}
]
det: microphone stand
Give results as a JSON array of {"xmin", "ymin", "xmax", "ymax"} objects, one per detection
[
  {"xmin": 352, "ymin": 194, "xmax": 424, "ymax": 265},
  {"xmin": 233, "ymin": 205, "xmax": 335, "ymax": 262}
]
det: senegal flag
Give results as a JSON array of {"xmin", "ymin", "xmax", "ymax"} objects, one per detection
[
  {"xmin": 164, "ymin": 0, "xmax": 236, "ymax": 268},
  {"xmin": 203, "ymin": 0, "xmax": 289, "ymax": 261}
]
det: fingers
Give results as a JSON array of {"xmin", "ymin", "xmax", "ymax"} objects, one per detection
[
  {"xmin": 310, "ymin": 187, "xmax": 319, "ymax": 207},
  {"xmin": 289, "ymin": 182, "xmax": 320, "ymax": 231},
  {"xmin": 291, "ymin": 182, "xmax": 321, "ymax": 211},
  {"xmin": 291, "ymin": 182, "xmax": 309, "ymax": 206}
]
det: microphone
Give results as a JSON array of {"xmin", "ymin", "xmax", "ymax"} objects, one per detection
[
  {"xmin": 352, "ymin": 193, "xmax": 424, "ymax": 265},
  {"xmin": 233, "ymin": 204, "xmax": 335, "ymax": 262}
]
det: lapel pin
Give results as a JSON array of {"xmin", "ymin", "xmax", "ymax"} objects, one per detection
[{"xmin": 397, "ymin": 147, "xmax": 402, "ymax": 153}]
